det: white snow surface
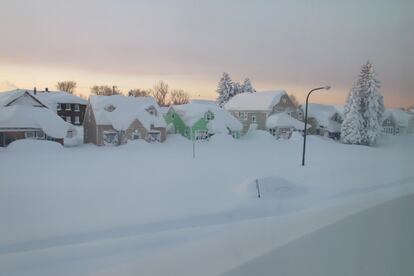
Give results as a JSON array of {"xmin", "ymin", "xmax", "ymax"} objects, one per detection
[
  {"xmin": 0, "ymin": 135, "xmax": 413, "ymax": 276},
  {"xmin": 0, "ymin": 105, "xmax": 68, "ymax": 138},
  {"xmin": 224, "ymin": 90, "xmax": 287, "ymax": 111},
  {"xmin": 90, "ymin": 95, "xmax": 166, "ymax": 130},
  {"xmin": 172, "ymin": 103, "xmax": 242, "ymax": 132},
  {"xmin": 266, "ymin": 112, "xmax": 308, "ymax": 129}
]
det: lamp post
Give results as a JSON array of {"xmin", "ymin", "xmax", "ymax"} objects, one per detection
[{"xmin": 302, "ymin": 86, "xmax": 331, "ymax": 166}]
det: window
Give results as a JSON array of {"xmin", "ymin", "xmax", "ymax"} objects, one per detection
[
  {"xmin": 57, "ymin": 104, "xmax": 62, "ymax": 111},
  {"xmin": 67, "ymin": 130, "xmax": 74, "ymax": 138},
  {"xmin": 35, "ymin": 131, "xmax": 44, "ymax": 138},
  {"xmin": 65, "ymin": 104, "xmax": 71, "ymax": 110},
  {"xmin": 25, "ymin": 131, "xmax": 35, "ymax": 139},
  {"xmin": 252, "ymin": 115, "xmax": 257, "ymax": 123},
  {"xmin": 74, "ymin": 104, "xmax": 80, "ymax": 112},
  {"xmin": 75, "ymin": 116, "xmax": 80, "ymax": 124},
  {"xmin": 242, "ymin": 112, "xmax": 248, "ymax": 121},
  {"xmin": 66, "ymin": 116, "xmax": 71, "ymax": 123}
]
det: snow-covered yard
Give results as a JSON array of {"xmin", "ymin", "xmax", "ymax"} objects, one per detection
[{"xmin": 0, "ymin": 133, "xmax": 413, "ymax": 276}]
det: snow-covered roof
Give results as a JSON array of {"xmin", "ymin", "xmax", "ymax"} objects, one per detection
[
  {"xmin": 383, "ymin": 109, "xmax": 414, "ymax": 127},
  {"xmin": 306, "ymin": 103, "xmax": 342, "ymax": 132},
  {"xmin": 0, "ymin": 89, "xmax": 87, "ymax": 110},
  {"xmin": 0, "ymin": 90, "xmax": 44, "ymax": 107},
  {"xmin": 0, "ymin": 105, "xmax": 69, "ymax": 138},
  {"xmin": 89, "ymin": 95, "xmax": 166, "ymax": 131},
  {"xmin": 171, "ymin": 103, "xmax": 242, "ymax": 132},
  {"xmin": 190, "ymin": 99, "xmax": 217, "ymax": 105},
  {"xmin": 224, "ymin": 91, "xmax": 287, "ymax": 111},
  {"xmin": 266, "ymin": 113, "xmax": 309, "ymax": 130}
]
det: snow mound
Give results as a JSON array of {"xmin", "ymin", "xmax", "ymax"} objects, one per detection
[
  {"xmin": 6, "ymin": 139, "xmax": 63, "ymax": 152},
  {"xmin": 209, "ymin": 133, "xmax": 235, "ymax": 144},
  {"xmin": 242, "ymin": 130, "xmax": 274, "ymax": 142},
  {"xmin": 290, "ymin": 131, "xmax": 303, "ymax": 140},
  {"xmin": 236, "ymin": 176, "xmax": 306, "ymax": 199}
]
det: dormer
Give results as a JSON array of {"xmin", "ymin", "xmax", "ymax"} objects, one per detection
[
  {"xmin": 146, "ymin": 106, "xmax": 157, "ymax": 116},
  {"xmin": 104, "ymin": 104, "xmax": 116, "ymax": 112}
]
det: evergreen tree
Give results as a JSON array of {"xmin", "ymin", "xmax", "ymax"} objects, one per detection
[
  {"xmin": 361, "ymin": 62, "xmax": 384, "ymax": 145},
  {"xmin": 341, "ymin": 88, "xmax": 366, "ymax": 144},
  {"xmin": 241, "ymin": 78, "xmax": 255, "ymax": 93},
  {"xmin": 216, "ymin": 72, "xmax": 234, "ymax": 107},
  {"xmin": 341, "ymin": 61, "xmax": 384, "ymax": 146}
]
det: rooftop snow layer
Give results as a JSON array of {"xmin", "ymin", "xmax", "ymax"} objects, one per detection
[
  {"xmin": 172, "ymin": 103, "xmax": 242, "ymax": 132},
  {"xmin": 266, "ymin": 113, "xmax": 308, "ymax": 129},
  {"xmin": 2, "ymin": 89, "xmax": 87, "ymax": 110},
  {"xmin": 89, "ymin": 95, "xmax": 166, "ymax": 131},
  {"xmin": 0, "ymin": 105, "xmax": 69, "ymax": 138},
  {"xmin": 224, "ymin": 91, "xmax": 287, "ymax": 111},
  {"xmin": 0, "ymin": 90, "xmax": 29, "ymax": 106}
]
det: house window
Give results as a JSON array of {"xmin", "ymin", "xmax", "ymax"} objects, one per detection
[
  {"xmin": 57, "ymin": 104, "xmax": 62, "ymax": 111},
  {"xmin": 65, "ymin": 104, "xmax": 71, "ymax": 110},
  {"xmin": 67, "ymin": 130, "xmax": 74, "ymax": 138},
  {"xmin": 74, "ymin": 116, "xmax": 80, "ymax": 124},
  {"xmin": 25, "ymin": 131, "xmax": 35, "ymax": 139},
  {"xmin": 242, "ymin": 112, "xmax": 248, "ymax": 121},
  {"xmin": 74, "ymin": 104, "xmax": 80, "ymax": 112},
  {"xmin": 252, "ymin": 115, "xmax": 257, "ymax": 123},
  {"xmin": 36, "ymin": 130, "xmax": 44, "ymax": 138},
  {"xmin": 66, "ymin": 116, "xmax": 71, "ymax": 123}
]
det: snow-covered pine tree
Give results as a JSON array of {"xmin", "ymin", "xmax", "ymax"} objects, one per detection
[
  {"xmin": 361, "ymin": 62, "xmax": 384, "ymax": 145},
  {"xmin": 341, "ymin": 88, "xmax": 366, "ymax": 145},
  {"xmin": 232, "ymin": 82, "xmax": 242, "ymax": 97},
  {"xmin": 216, "ymin": 72, "xmax": 234, "ymax": 107},
  {"xmin": 241, "ymin": 78, "xmax": 255, "ymax": 93},
  {"xmin": 341, "ymin": 61, "xmax": 384, "ymax": 146}
]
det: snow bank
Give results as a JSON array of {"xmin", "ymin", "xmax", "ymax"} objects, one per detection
[
  {"xmin": 6, "ymin": 139, "xmax": 63, "ymax": 152},
  {"xmin": 242, "ymin": 130, "xmax": 274, "ymax": 142}
]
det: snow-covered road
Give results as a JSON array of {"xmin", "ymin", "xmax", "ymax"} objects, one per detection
[{"xmin": 0, "ymin": 133, "xmax": 413, "ymax": 275}]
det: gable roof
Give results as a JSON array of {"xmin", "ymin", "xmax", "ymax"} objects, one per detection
[
  {"xmin": 266, "ymin": 113, "xmax": 309, "ymax": 130},
  {"xmin": 0, "ymin": 90, "xmax": 46, "ymax": 107},
  {"xmin": 89, "ymin": 95, "xmax": 166, "ymax": 131},
  {"xmin": 171, "ymin": 103, "xmax": 242, "ymax": 132},
  {"xmin": 1, "ymin": 89, "xmax": 87, "ymax": 110},
  {"xmin": 0, "ymin": 105, "xmax": 69, "ymax": 138},
  {"xmin": 224, "ymin": 90, "xmax": 287, "ymax": 111}
]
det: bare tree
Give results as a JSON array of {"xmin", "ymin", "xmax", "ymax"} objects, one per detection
[
  {"xmin": 91, "ymin": 85, "xmax": 121, "ymax": 96},
  {"xmin": 289, "ymin": 94, "xmax": 300, "ymax": 108},
  {"xmin": 128, "ymin": 88, "xmax": 150, "ymax": 97},
  {"xmin": 152, "ymin": 81, "xmax": 169, "ymax": 106},
  {"xmin": 170, "ymin": 89, "xmax": 190, "ymax": 105},
  {"xmin": 56, "ymin": 81, "xmax": 77, "ymax": 94}
]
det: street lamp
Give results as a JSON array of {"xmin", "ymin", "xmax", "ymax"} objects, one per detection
[{"xmin": 301, "ymin": 86, "xmax": 331, "ymax": 166}]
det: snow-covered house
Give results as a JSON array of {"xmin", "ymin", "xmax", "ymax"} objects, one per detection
[
  {"xmin": 382, "ymin": 109, "xmax": 414, "ymax": 135},
  {"xmin": 305, "ymin": 104, "xmax": 343, "ymax": 140},
  {"xmin": 83, "ymin": 95, "xmax": 166, "ymax": 146},
  {"xmin": 224, "ymin": 91, "xmax": 301, "ymax": 134},
  {"xmin": 266, "ymin": 113, "xmax": 309, "ymax": 139},
  {"xmin": 164, "ymin": 102, "xmax": 242, "ymax": 140},
  {"xmin": 6, "ymin": 89, "xmax": 87, "ymax": 125},
  {"xmin": 0, "ymin": 90, "xmax": 69, "ymax": 146}
]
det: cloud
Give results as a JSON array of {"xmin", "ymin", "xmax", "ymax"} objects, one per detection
[{"xmin": 0, "ymin": 80, "xmax": 17, "ymax": 91}]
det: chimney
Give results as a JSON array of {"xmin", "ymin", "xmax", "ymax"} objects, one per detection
[
  {"xmin": 34, "ymin": 87, "xmax": 37, "ymax": 95},
  {"xmin": 45, "ymin": 87, "xmax": 49, "ymax": 93}
]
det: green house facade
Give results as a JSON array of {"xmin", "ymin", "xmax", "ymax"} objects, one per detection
[{"xmin": 164, "ymin": 103, "xmax": 242, "ymax": 140}]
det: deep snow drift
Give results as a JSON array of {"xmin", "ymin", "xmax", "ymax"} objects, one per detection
[{"xmin": 0, "ymin": 133, "xmax": 413, "ymax": 276}]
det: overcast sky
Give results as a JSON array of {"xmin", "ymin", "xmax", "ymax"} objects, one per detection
[{"xmin": 0, "ymin": 0, "xmax": 413, "ymax": 107}]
